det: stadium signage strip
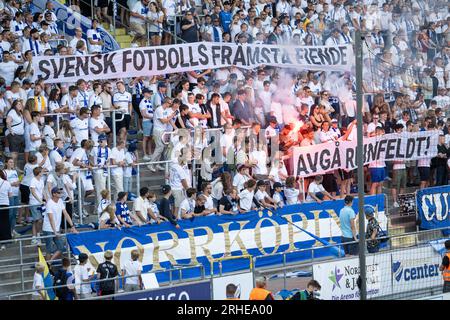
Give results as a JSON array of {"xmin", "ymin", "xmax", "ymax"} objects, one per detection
[
  {"xmin": 32, "ymin": 43, "xmax": 354, "ymax": 83},
  {"xmin": 416, "ymin": 185, "xmax": 450, "ymax": 231},
  {"xmin": 293, "ymin": 131, "xmax": 439, "ymax": 177},
  {"xmin": 66, "ymin": 195, "xmax": 385, "ymax": 278},
  {"xmin": 313, "ymin": 246, "xmax": 442, "ymax": 300}
]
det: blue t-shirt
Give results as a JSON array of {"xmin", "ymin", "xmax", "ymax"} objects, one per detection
[
  {"xmin": 339, "ymin": 206, "xmax": 356, "ymax": 239},
  {"xmin": 115, "ymin": 202, "xmax": 132, "ymax": 225},
  {"xmin": 219, "ymin": 11, "xmax": 232, "ymax": 33}
]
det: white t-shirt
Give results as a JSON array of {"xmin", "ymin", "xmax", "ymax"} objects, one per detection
[
  {"xmin": 130, "ymin": 1, "xmax": 148, "ymax": 24},
  {"xmin": 153, "ymin": 106, "xmax": 172, "ymax": 131},
  {"xmin": 254, "ymin": 189, "xmax": 269, "ymax": 203},
  {"xmin": 43, "ymin": 125, "xmax": 56, "ymax": 149},
  {"xmin": 0, "ymin": 179, "xmax": 12, "ymax": 205},
  {"xmin": 6, "ymin": 108, "xmax": 24, "ymax": 135},
  {"xmin": 70, "ymin": 147, "xmax": 90, "ymax": 178},
  {"xmin": 122, "ymin": 260, "xmax": 143, "ymax": 285},
  {"xmin": 36, "ymin": 152, "xmax": 52, "ymax": 173},
  {"xmin": 306, "ymin": 182, "xmax": 325, "ymax": 202},
  {"xmin": 70, "ymin": 117, "xmax": 89, "ymax": 147},
  {"xmin": 29, "ymin": 122, "xmax": 42, "ymax": 151},
  {"xmin": 112, "ymin": 91, "xmax": 132, "ymax": 114},
  {"xmin": 0, "ymin": 61, "xmax": 18, "ymax": 85},
  {"xmin": 110, "ymin": 147, "xmax": 126, "ymax": 176},
  {"xmin": 87, "ymin": 28, "xmax": 103, "ymax": 53},
  {"xmin": 178, "ymin": 198, "xmax": 195, "ymax": 219},
  {"xmin": 74, "ymin": 264, "xmax": 92, "ymax": 294},
  {"xmin": 4, "ymin": 169, "xmax": 19, "ymax": 197},
  {"xmin": 169, "ymin": 163, "xmax": 188, "ymax": 190},
  {"xmin": 43, "ymin": 198, "xmax": 65, "ymax": 233},
  {"xmin": 89, "ymin": 117, "xmax": 108, "ymax": 146},
  {"xmin": 32, "ymin": 273, "xmax": 44, "ymax": 297},
  {"xmin": 238, "ymin": 189, "xmax": 254, "ymax": 211},
  {"xmin": 285, "ymin": 188, "xmax": 299, "ymax": 205},
  {"xmin": 133, "ymin": 196, "xmax": 150, "ymax": 220},
  {"xmin": 251, "ymin": 150, "xmax": 268, "ymax": 175},
  {"xmin": 233, "ymin": 173, "xmax": 249, "ymax": 193},
  {"xmin": 29, "ymin": 177, "xmax": 44, "ymax": 205}
]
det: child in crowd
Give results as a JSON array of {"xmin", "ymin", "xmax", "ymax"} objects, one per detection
[
  {"xmin": 254, "ymin": 180, "xmax": 277, "ymax": 210},
  {"xmin": 97, "ymin": 189, "xmax": 111, "ymax": 219},
  {"xmin": 284, "ymin": 176, "xmax": 300, "ymax": 205},
  {"xmin": 124, "ymin": 142, "xmax": 138, "ymax": 199},
  {"xmin": 179, "ymin": 187, "xmax": 197, "ymax": 220},
  {"xmin": 272, "ymin": 182, "xmax": 285, "ymax": 208},
  {"xmin": 99, "ymin": 204, "xmax": 121, "ymax": 229}
]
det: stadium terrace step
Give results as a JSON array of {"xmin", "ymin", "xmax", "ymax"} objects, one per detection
[
  {"xmin": 0, "ymin": 279, "xmax": 33, "ymax": 298},
  {"xmin": 390, "ymin": 234, "xmax": 418, "ymax": 249},
  {"xmin": 120, "ymin": 42, "xmax": 133, "ymax": 48},
  {"xmin": 0, "ymin": 268, "xmax": 35, "ymax": 283},
  {"xmin": 115, "ymin": 35, "xmax": 133, "ymax": 43}
]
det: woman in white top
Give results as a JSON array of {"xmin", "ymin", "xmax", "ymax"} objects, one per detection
[
  {"xmin": 57, "ymin": 120, "xmax": 76, "ymax": 158},
  {"xmin": 22, "ymin": 98, "xmax": 34, "ymax": 163},
  {"xmin": 48, "ymin": 88, "xmax": 63, "ymax": 113},
  {"xmin": 250, "ymin": 139, "xmax": 269, "ymax": 179},
  {"xmin": 4, "ymin": 157, "xmax": 21, "ymax": 238},
  {"xmin": 5, "ymin": 99, "xmax": 25, "ymax": 166},
  {"xmin": 0, "ymin": 170, "xmax": 13, "ymax": 249},
  {"xmin": 148, "ymin": 2, "xmax": 164, "ymax": 46},
  {"xmin": 211, "ymin": 172, "xmax": 232, "ymax": 209},
  {"xmin": 284, "ymin": 176, "xmax": 300, "ymax": 205}
]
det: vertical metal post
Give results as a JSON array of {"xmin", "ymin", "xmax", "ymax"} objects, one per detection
[
  {"xmin": 107, "ymin": 166, "xmax": 112, "ymax": 195},
  {"xmin": 136, "ymin": 164, "xmax": 140, "ymax": 196},
  {"xmin": 91, "ymin": 0, "xmax": 94, "ymax": 20},
  {"xmin": 282, "ymin": 253, "xmax": 287, "ymax": 289},
  {"xmin": 19, "ymin": 240, "xmax": 24, "ymax": 291},
  {"xmin": 165, "ymin": 162, "xmax": 169, "ymax": 184},
  {"xmin": 78, "ymin": 173, "xmax": 83, "ymax": 225},
  {"xmin": 355, "ymin": 29, "xmax": 367, "ymax": 301},
  {"xmin": 113, "ymin": 0, "xmax": 117, "ymax": 37},
  {"xmin": 112, "ymin": 110, "xmax": 117, "ymax": 148}
]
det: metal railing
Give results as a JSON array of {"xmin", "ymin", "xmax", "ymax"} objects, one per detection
[{"xmin": 1, "ymin": 262, "xmax": 205, "ymax": 300}]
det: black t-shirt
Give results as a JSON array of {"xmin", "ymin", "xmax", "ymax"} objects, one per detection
[
  {"xmin": 194, "ymin": 204, "xmax": 205, "ymax": 214},
  {"xmin": 96, "ymin": 261, "xmax": 118, "ymax": 292},
  {"xmin": 219, "ymin": 196, "xmax": 236, "ymax": 212},
  {"xmin": 159, "ymin": 197, "xmax": 178, "ymax": 225},
  {"xmin": 180, "ymin": 18, "xmax": 198, "ymax": 43},
  {"xmin": 443, "ymin": 255, "xmax": 450, "ymax": 268}
]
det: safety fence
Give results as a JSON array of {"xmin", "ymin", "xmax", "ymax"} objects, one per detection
[{"xmin": 1, "ymin": 226, "xmax": 448, "ymax": 300}]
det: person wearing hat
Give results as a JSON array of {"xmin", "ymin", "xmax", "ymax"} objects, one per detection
[
  {"xmin": 272, "ymin": 182, "xmax": 285, "ymax": 208},
  {"xmin": 139, "ymin": 88, "xmax": 154, "ymax": 160},
  {"xmin": 158, "ymin": 185, "xmax": 180, "ymax": 228},
  {"xmin": 365, "ymin": 206, "xmax": 381, "ymax": 253},
  {"xmin": 96, "ymin": 250, "xmax": 119, "ymax": 297},
  {"xmin": 92, "ymin": 134, "xmax": 111, "ymax": 203},
  {"xmin": 73, "ymin": 253, "xmax": 93, "ymax": 299},
  {"xmin": 42, "ymin": 186, "xmax": 78, "ymax": 262}
]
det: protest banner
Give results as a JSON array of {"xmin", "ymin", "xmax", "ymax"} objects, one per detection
[
  {"xmin": 66, "ymin": 195, "xmax": 386, "ymax": 281},
  {"xmin": 33, "ymin": 43, "xmax": 354, "ymax": 83},
  {"xmin": 293, "ymin": 131, "xmax": 439, "ymax": 177}
]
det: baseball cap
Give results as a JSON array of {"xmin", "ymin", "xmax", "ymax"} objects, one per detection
[
  {"xmin": 364, "ymin": 206, "xmax": 375, "ymax": 216},
  {"xmin": 51, "ymin": 187, "xmax": 63, "ymax": 194},
  {"xmin": 78, "ymin": 253, "xmax": 88, "ymax": 263},
  {"xmin": 98, "ymin": 133, "xmax": 107, "ymax": 142},
  {"xmin": 162, "ymin": 184, "xmax": 171, "ymax": 194},
  {"xmin": 331, "ymin": 119, "xmax": 338, "ymax": 123},
  {"xmin": 142, "ymin": 87, "xmax": 152, "ymax": 94},
  {"xmin": 273, "ymin": 182, "xmax": 283, "ymax": 189},
  {"xmin": 257, "ymin": 180, "xmax": 267, "ymax": 187},
  {"xmin": 157, "ymin": 82, "xmax": 167, "ymax": 88}
]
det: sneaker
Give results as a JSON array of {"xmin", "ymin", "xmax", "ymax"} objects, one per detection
[
  {"xmin": 31, "ymin": 237, "xmax": 39, "ymax": 245},
  {"xmin": 0, "ymin": 245, "xmax": 6, "ymax": 251},
  {"xmin": 73, "ymin": 212, "xmax": 80, "ymax": 218},
  {"xmin": 143, "ymin": 155, "xmax": 151, "ymax": 161},
  {"xmin": 109, "ymin": 23, "xmax": 114, "ymax": 32},
  {"xmin": 156, "ymin": 164, "xmax": 166, "ymax": 171},
  {"xmin": 12, "ymin": 230, "xmax": 21, "ymax": 238},
  {"xmin": 393, "ymin": 201, "xmax": 399, "ymax": 208},
  {"xmin": 131, "ymin": 42, "xmax": 139, "ymax": 48},
  {"xmin": 82, "ymin": 210, "xmax": 89, "ymax": 218},
  {"xmin": 148, "ymin": 164, "xmax": 156, "ymax": 172}
]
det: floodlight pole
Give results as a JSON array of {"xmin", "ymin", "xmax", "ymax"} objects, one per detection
[{"xmin": 355, "ymin": 29, "xmax": 367, "ymax": 301}]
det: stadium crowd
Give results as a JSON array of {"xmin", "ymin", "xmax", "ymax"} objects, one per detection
[{"xmin": 0, "ymin": 0, "xmax": 448, "ymax": 259}]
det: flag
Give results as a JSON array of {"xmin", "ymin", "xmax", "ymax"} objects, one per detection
[{"xmin": 38, "ymin": 247, "xmax": 57, "ymax": 300}]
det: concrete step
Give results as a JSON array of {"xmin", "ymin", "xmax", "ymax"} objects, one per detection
[
  {"xmin": 390, "ymin": 234, "xmax": 417, "ymax": 249},
  {"xmin": 0, "ymin": 279, "xmax": 33, "ymax": 297},
  {"xmin": 0, "ymin": 267, "xmax": 35, "ymax": 282},
  {"xmin": 120, "ymin": 42, "xmax": 133, "ymax": 48},
  {"xmin": 116, "ymin": 35, "xmax": 133, "ymax": 42}
]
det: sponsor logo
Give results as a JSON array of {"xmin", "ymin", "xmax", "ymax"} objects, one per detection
[
  {"xmin": 392, "ymin": 260, "xmax": 440, "ymax": 282},
  {"xmin": 328, "ymin": 266, "xmax": 343, "ymax": 291}
]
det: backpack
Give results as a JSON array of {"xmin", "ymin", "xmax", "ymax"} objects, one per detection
[{"xmin": 53, "ymin": 268, "xmax": 69, "ymax": 300}]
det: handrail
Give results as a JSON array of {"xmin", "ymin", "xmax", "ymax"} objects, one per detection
[{"xmin": 1, "ymin": 263, "xmax": 205, "ymax": 300}]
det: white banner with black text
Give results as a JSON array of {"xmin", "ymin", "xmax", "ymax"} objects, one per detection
[
  {"xmin": 293, "ymin": 131, "xmax": 439, "ymax": 178},
  {"xmin": 33, "ymin": 43, "xmax": 354, "ymax": 83}
]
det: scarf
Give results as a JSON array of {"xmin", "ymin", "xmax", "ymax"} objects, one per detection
[
  {"xmin": 34, "ymin": 95, "xmax": 46, "ymax": 112},
  {"xmin": 97, "ymin": 146, "xmax": 109, "ymax": 176}
]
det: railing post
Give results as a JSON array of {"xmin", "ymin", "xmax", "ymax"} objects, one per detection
[
  {"xmin": 165, "ymin": 162, "xmax": 169, "ymax": 184},
  {"xmin": 91, "ymin": 0, "xmax": 94, "ymax": 20},
  {"xmin": 136, "ymin": 164, "xmax": 140, "ymax": 196},
  {"xmin": 19, "ymin": 240, "xmax": 24, "ymax": 292},
  {"xmin": 78, "ymin": 173, "xmax": 83, "ymax": 225},
  {"xmin": 113, "ymin": 0, "xmax": 117, "ymax": 37},
  {"xmin": 283, "ymin": 253, "xmax": 287, "ymax": 290},
  {"xmin": 112, "ymin": 110, "xmax": 117, "ymax": 148}
]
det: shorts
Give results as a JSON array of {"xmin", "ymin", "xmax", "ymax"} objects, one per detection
[
  {"xmin": 370, "ymin": 167, "xmax": 386, "ymax": 183},
  {"xmin": 392, "ymin": 169, "xmax": 407, "ymax": 189},
  {"xmin": 130, "ymin": 22, "xmax": 146, "ymax": 37},
  {"xmin": 81, "ymin": 175, "xmax": 94, "ymax": 192},
  {"xmin": 124, "ymin": 283, "xmax": 140, "ymax": 292},
  {"xmin": 149, "ymin": 31, "xmax": 161, "ymax": 37},
  {"xmin": 7, "ymin": 134, "xmax": 25, "ymax": 153},
  {"xmin": 42, "ymin": 231, "xmax": 65, "ymax": 254},
  {"xmin": 142, "ymin": 121, "xmax": 153, "ymax": 137},
  {"xmin": 30, "ymin": 205, "xmax": 43, "ymax": 221},
  {"xmin": 341, "ymin": 236, "xmax": 359, "ymax": 255},
  {"xmin": 132, "ymin": 95, "xmax": 142, "ymax": 119},
  {"xmin": 20, "ymin": 184, "xmax": 30, "ymax": 204},
  {"xmin": 322, "ymin": 173, "xmax": 338, "ymax": 193},
  {"xmin": 97, "ymin": 0, "xmax": 108, "ymax": 8},
  {"xmin": 115, "ymin": 113, "xmax": 131, "ymax": 133},
  {"xmin": 172, "ymin": 189, "xmax": 185, "ymax": 209},
  {"xmin": 418, "ymin": 167, "xmax": 430, "ymax": 181}
]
